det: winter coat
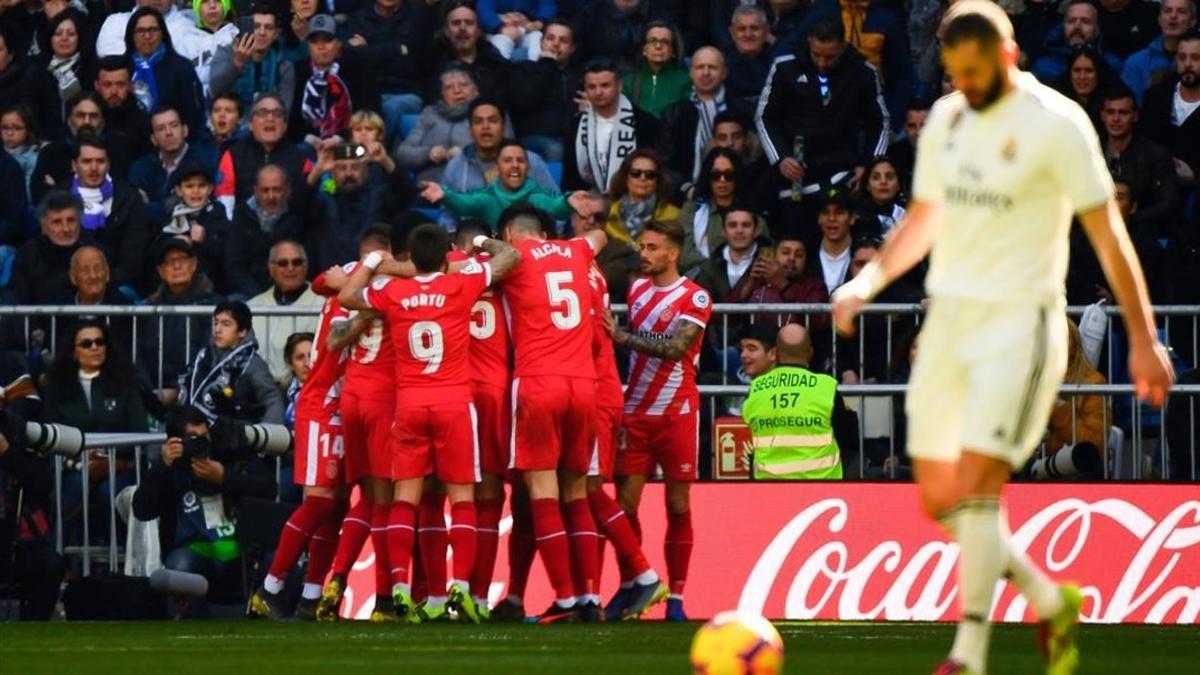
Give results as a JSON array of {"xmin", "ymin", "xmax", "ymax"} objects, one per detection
[
  {"xmin": 621, "ymin": 62, "xmax": 692, "ymax": 120},
  {"xmin": 438, "ymin": 179, "xmax": 572, "ymax": 228},
  {"xmin": 393, "ymin": 104, "xmax": 475, "ymax": 183}
]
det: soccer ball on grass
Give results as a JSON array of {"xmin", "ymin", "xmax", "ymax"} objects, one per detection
[{"xmin": 690, "ymin": 610, "xmax": 784, "ymax": 675}]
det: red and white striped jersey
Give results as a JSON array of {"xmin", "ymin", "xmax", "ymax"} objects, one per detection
[
  {"xmin": 295, "ymin": 294, "xmax": 350, "ymax": 422},
  {"xmin": 623, "ymin": 276, "xmax": 712, "ymax": 416}
]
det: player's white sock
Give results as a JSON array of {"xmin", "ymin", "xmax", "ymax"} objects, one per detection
[
  {"xmin": 1001, "ymin": 514, "xmax": 1063, "ymax": 620},
  {"xmin": 392, "ymin": 582, "xmax": 411, "ymax": 597},
  {"xmin": 949, "ymin": 496, "xmax": 1007, "ymax": 675},
  {"xmin": 426, "ymin": 595, "xmax": 447, "ymax": 609},
  {"xmin": 451, "ymin": 579, "xmax": 471, "ymax": 594},
  {"xmin": 619, "ymin": 581, "xmax": 634, "ymax": 590},
  {"xmin": 505, "ymin": 594, "xmax": 523, "ymax": 607},
  {"xmin": 302, "ymin": 583, "xmax": 322, "ymax": 600},
  {"xmin": 554, "ymin": 597, "xmax": 577, "ymax": 609},
  {"xmin": 669, "ymin": 594, "xmax": 684, "ymax": 602},
  {"xmin": 263, "ymin": 574, "xmax": 285, "ymax": 595},
  {"xmin": 634, "ymin": 570, "xmax": 659, "ymax": 586}
]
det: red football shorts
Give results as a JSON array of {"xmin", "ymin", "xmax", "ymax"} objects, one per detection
[
  {"xmin": 511, "ymin": 375, "xmax": 596, "ymax": 473},
  {"xmin": 341, "ymin": 385, "xmax": 396, "ymax": 483},
  {"xmin": 293, "ymin": 415, "xmax": 343, "ymax": 487},
  {"xmin": 391, "ymin": 402, "xmax": 480, "ymax": 484},
  {"xmin": 588, "ymin": 406, "xmax": 623, "ymax": 481},
  {"xmin": 472, "ymin": 381, "xmax": 510, "ymax": 478},
  {"xmin": 618, "ymin": 410, "xmax": 700, "ymax": 482}
]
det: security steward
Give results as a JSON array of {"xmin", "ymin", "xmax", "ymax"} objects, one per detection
[{"xmin": 742, "ymin": 324, "xmax": 855, "ymax": 479}]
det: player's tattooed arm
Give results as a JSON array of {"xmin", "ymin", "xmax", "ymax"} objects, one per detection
[
  {"xmin": 479, "ymin": 238, "xmax": 520, "ymax": 281},
  {"xmin": 327, "ymin": 311, "xmax": 378, "ymax": 352},
  {"xmin": 611, "ymin": 320, "xmax": 702, "ymax": 361}
]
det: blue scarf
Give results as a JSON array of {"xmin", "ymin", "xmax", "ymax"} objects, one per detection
[{"xmin": 131, "ymin": 44, "xmax": 167, "ymax": 112}]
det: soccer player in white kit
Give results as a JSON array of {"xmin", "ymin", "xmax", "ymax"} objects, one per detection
[{"xmin": 831, "ymin": 3, "xmax": 1175, "ymax": 675}]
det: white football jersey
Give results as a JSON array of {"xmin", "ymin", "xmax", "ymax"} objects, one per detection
[{"xmin": 913, "ymin": 73, "xmax": 1114, "ymax": 303}]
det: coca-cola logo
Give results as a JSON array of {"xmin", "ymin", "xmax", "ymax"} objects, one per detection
[{"xmin": 739, "ymin": 497, "xmax": 1200, "ymax": 624}]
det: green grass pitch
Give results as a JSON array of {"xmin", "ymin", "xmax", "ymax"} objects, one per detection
[{"xmin": 2, "ymin": 621, "xmax": 1198, "ymax": 674}]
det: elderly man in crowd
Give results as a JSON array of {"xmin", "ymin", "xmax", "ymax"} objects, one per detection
[{"xmin": 247, "ymin": 240, "xmax": 322, "ymax": 385}]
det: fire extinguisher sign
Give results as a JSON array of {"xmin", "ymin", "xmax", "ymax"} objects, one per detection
[{"xmin": 713, "ymin": 417, "xmax": 754, "ymax": 480}]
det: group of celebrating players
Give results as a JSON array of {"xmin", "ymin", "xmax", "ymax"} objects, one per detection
[{"xmin": 248, "ymin": 203, "xmax": 712, "ymax": 624}]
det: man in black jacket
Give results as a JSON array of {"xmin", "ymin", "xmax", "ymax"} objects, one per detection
[
  {"xmin": 509, "ymin": 18, "xmax": 583, "ymax": 163},
  {"xmin": 94, "ymin": 56, "xmax": 154, "ymax": 181},
  {"xmin": 313, "ymin": 153, "xmax": 411, "ymax": 270},
  {"xmin": 139, "ymin": 238, "xmax": 222, "ymax": 395},
  {"xmin": 132, "ymin": 405, "xmax": 276, "ymax": 618},
  {"xmin": 723, "ymin": 5, "xmax": 774, "ymax": 111},
  {"xmin": 289, "ymin": 15, "xmax": 381, "ymax": 145},
  {"xmin": 1139, "ymin": 34, "xmax": 1200, "ymax": 183},
  {"xmin": 427, "ymin": 2, "xmax": 511, "ymax": 103},
  {"xmin": 563, "ymin": 58, "xmax": 659, "ymax": 193},
  {"xmin": 214, "ymin": 93, "xmax": 314, "ymax": 219},
  {"xmin": 1100, "ymin": 88, "xmax": 1180, "ymax": 240},
  {"xmin": 659, "ymin": 46, "xmax": 741, "ymax": 197},
  {"xmin": 226, "ymin": 165, "xmax": 305, "ymax": 299},
  {"xmin": 8, "ymin": 191, "xmax": 95, "ymax": 305},
  {"xmin": 755, "ymin": 16, "xmax": 889, "ymax": 200},
  {"xmin": 68, "ymin": 136, "xmax": 153, "ymax": 294}
]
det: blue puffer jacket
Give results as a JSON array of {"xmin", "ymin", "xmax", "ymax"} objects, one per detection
[{"xmin": 1031, "ymin": 25, "xmax": 1124, "ymax": 86}]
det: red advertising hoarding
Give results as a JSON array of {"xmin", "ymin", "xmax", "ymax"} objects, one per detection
[{"xmin": 339, "ymin": 484, "xmax": 1200, "ymax": 624}]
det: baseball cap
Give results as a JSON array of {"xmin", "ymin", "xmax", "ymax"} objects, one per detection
[
  {"xmin": 154, "ymin": 236, "xmax": 195, "ymax": 263},
  {"xmin": 818, "ymin": 185, "xmax": 856, "ymax": 211},
  {"xmin": 172, "ymin": 161, "xmax": 213, "ymax": 187},
  {"xmin": 307, "ymin": 14, "xmax": 337, "ymax": 39}
]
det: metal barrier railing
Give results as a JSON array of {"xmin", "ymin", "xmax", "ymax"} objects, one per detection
[{"xmin": 10, "ymin": 304, "xmax": 1197, "ymax": 573}]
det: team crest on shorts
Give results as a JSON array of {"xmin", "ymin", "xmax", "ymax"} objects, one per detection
[
  {"xmin": 1001, "ymin": 137, "xmax": 1017, "ymax": 162},
  {"xmin": 325, "ymin": 460, "xmax": 340, "ymax": 480}
]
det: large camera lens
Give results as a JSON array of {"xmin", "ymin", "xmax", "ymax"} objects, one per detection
[
  {"xmin": 24, "ymin": 421, "xmax": 85, "ymax": 459},
  {"xmin": 242, "ymin": 423, "xmax": 293, "ymax": 458}
]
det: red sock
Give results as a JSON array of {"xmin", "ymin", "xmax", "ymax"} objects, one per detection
[
  {"xmin": 418, "ymin": 493, "xmax": 448, "ymax": 598},
  {"xmin": 385, "ymin": 501, "xmax": 417, "ymax": 588},
  {"xmin": 595, "ymin": 535, "xmax": 607, "ymax": 595},
  {"xmin": 564, "ymin": 499, "xmax": 599, "ymax": 600},
  {"xmin": 371, "ymin": 502, "xmax": 392, "ymax": 596},
  {"xmin": 269, "ymin": 496, "xmax": 334, "ymax": 580},
  {"xmin": 507, "ymin": 490, "xmax": 535, "ymax": 600},
  {"xmin": 412, "ymin": 535, "xmax": 427, "ymax": 604},
  {"xmin": 449, "ymin": 501, "xmax": 477, "ymax": 584},
  {"xmin": 329, "ymin": 497, "xmax": 372, "ymax": 577},
  {"xmin": 665, "ymin": 510, "xmax": 693, "ymax": 596},
  {"xmin": 304, "ymin": 505, "xmax": 342, "ymax": 586},
  {"xmin": 532, "ymin": 498, "xmax": 575, "ymax": 602},
  {"xmin": 472, "ymin": 497, "xmax": 503, "ymax": 599},
  {"xmin": 588, "ymin": 489, "xmax": 651, "ymax": 582}
]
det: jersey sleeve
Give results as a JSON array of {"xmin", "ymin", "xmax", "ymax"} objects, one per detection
[
  {"xmin": 458, "ymin": 258, "xmax": 493, "ymax": 296},
  {"xmin": 910, "ymin": 100, "xmax": 949, "ymax": 204},
  {"xmin": 1050, "ymin": 109, "xmax": 1114, "ymax": 214},
  {"xmin": 679, "ymin": 286, "xmax": 713, "ymax": 328},
  {"xmin": 573, "ymin": 237, "xmax": 598, "ymax": 262},
  {"xmin": 362, "ymin": 276, "xmax": 396, "ymax": 313}
]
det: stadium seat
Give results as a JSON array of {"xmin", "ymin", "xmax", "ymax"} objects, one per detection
[
  {"xmin": 399, "ymin": 114, "xmax": 420, "ymax": 140},
  {"xmin": 547, "ymin": 161, "xmax": 563, "ymax": 187}
]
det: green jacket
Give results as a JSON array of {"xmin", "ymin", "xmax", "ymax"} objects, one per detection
[
  {"xmin": 440, "ymin": 179, "xmax": 573, "ymax": 227},
  {"xmin": 622, "ymin": 63, "xmax": 692, "ymax": 119},
  {"xmin": 742, "ymin": 365, "xmax": 842, "ymax": 480}
]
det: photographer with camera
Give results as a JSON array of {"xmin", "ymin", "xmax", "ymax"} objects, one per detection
[
  {"xmin": 0, "ymin": 350, "xmax": 65, "ymax": 620},
  {"xmin": 181, "ymin": 301, "xmax": 285, "ymax": 427},
  {"xmin": 131, "ymin": 405, "xmax": 277, "ymax": 618}
]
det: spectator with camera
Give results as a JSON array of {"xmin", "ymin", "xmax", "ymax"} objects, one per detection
[
  {"xmin": 47, "ymin": 320, "xmax": 150, "ymax": 545},
  {"xmin": 208, "ymin": 5, "xmax": 296, "ymax": 119},
  {"xmin": 131, "ymin": 404, "xmax": 277, "ymax": 618},
  {"xmin": 0, "ymin": 350, "xmax": 63, "ymax": 621},
  {"xmin": 181, "ymin": 301, "xmax": 284, "ymax": 426}
]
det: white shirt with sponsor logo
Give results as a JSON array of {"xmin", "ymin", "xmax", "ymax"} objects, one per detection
[
  {"xmin": 623, "ymin": 277, "xmax": 712, "ymax": 416},
  {"xmin": 912, "ymin": 73, "xmax": 1113, "ymax": 303}
]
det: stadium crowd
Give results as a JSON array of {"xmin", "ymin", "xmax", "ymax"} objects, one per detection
[{"xmin": 1, "ymin": 0, "xmax": 1198, "ymax": 623}]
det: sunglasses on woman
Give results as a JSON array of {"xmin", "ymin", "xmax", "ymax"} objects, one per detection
[
  {"xmin": 77, "ymin": 338, "xmax": 106, "ymax": 349},
  {"xmin": 711, "ymin": 169, "xmax": 736, "ymax": 182},
  {"xmin": 629, "ymin": 169, "xmax": 659, "ymax": 180}
]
